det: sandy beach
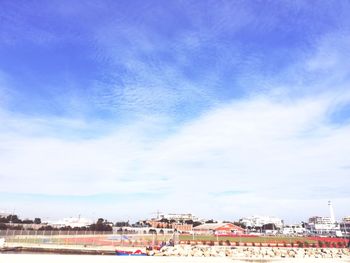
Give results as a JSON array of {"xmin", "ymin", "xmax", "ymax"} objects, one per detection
[{"xmin": 1, "ymin": 254, "xmax": 350, "ymax": 263}]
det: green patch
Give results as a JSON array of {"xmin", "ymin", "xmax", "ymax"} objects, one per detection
[{"xmin": 178, "ymin": 235, "xmax": 317, "ymax": 244}]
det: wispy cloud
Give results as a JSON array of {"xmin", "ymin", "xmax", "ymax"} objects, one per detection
[
  {"xmin": 1, "ymin": 90, "xmax": 350, "ymax": 221},
  {"xmin": 0, "ymin": 1, "xmax": 350, "ymax": 222},
  {"xmin": 210, "ymin": 191, "xmax": 249, "ymax": 197}
]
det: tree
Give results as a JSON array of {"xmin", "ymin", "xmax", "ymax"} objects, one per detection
[
  {"xmin": 97, "ymin": 218, "xmax": 104, "ymax": 225},
  {"xmin": 233, "ymin": 221, "xmax": 246, "ymax": 229},
  {"xmin": 0, "ymin": 217, "xmax": 9, "ymax": 223},
  {"xmin": 22, "ymin": 219, "xmax": 34, "ymax": 224},
  {"xmin": 7, "ymin": 214, "xmax": 21, "ymax": 224},
  {"xmin": 193, "ymin": 221, "xmax": 202, "ymax": 227},
  {"xmin": 160, "ymin": 218, "xmax": 169, "ymax": 223},
  {"xmin": 89, "ymin": 218, "xmax": 112, "ymax": 232},
  {"xmin": 34, "ymin": 218, "xmax": 41, "ymax": 224},
  {"xmin": 59, "ymin": 226, "xmax": 72, "ymax": 231},
  {"xmin": 39, "ymin": 225, "xmax": 53, "ymax": 231}
]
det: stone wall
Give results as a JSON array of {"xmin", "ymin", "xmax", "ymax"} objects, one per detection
[{"xmin": 154, "ymin": 245, "xmax": 350, "ymax": 259}]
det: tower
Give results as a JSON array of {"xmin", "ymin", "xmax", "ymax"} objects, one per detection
[{"xmin": 328, "ymin": 201, "xmax": 335, "ymax": 224}]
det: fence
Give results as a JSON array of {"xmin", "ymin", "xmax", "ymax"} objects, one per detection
[{"xmin": 0, "ymin": 230, "xmax": 174, "ymax": 248}]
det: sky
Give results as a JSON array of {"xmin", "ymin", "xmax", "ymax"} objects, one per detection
[{"xmin": 0, "ymin": 0, "xmax": 350, "ymax": 223}]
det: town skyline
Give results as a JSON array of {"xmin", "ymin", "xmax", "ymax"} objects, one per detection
[
  {"xmin": 1, "ymin": 1, "xmax": 350, "ymax": 222},
  {"xmin": 1, "ymin": 201, "xmax": 348, "ymax": 225},
  {"xmin": 1, "ymin": 208, "xmax": 350, "ymax": 238}
]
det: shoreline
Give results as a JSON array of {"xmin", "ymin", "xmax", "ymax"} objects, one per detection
[
  {"xmin": 1, "ymin": 253, "xmax": 350, "ymax": 263},
  {"xmin": 2, "ymin": 243, "xmax": 350, "ymax": 260}
]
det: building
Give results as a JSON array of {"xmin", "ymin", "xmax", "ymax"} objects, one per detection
[
  {"xmin": 340, "ymin": 216, "xmax": 350, "ymax": 236},
  {"xmin": 306, "ymin": 201, "xmax": 342, "ymax": 237},
  {"xmin": 48, "ymin": 217, "xmax": 93, "ymax": 228},
  {"xmin": 342, "ymin": 216, "xmax": 350, "ymax": 223},
  {"xmin": 158, "ymin": 213, "xmax": 198, "ymax": 222},
  {"xmin": 146, "ymin": 220, "xmax": 193, "ymax": 233},
  {"xmin": 194, "ymin": 223, "xmax": 245, "ymax": 235},
  {"xmin": 307, "ymin": 216, "xmax": 341, "ymax": 236},
  {"xmin": 282, "ymin": 224, "xmax": 306, "ymax": 235},
  {"xmin": 172, "ymin": 223, "xmax": 193, "ymax": 233},
  {"xmin": 239, "ymin": 216, "xmax": 284, "ymax": 230},
  {"xmin": 147, "ymin": 220, "xmax": 170, "ymax": 229},
  {"xmin": 308, "ymin": 216, "xmax": 333, "ymax": 224}
]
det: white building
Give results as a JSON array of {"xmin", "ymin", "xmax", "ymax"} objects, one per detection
[
  {"xmin": 309, "ymin": 216, "xmax": 333, "ymax": 224},
  {"xmin": 240, "ymin": 215, "xmax": 284, "ymax": 229},
  {"xmin": 282, "ymin": 224, "xmax": 306, "ymax": 235},
  {"xmin": 158, "ymin": 213, "xmax": 199, "ymax": 222},
  {"xmin": 48, "ymin": 217, "xmax": 93, "ymax": 228},
  {"xmin": 307, "ymin": 216, "xmax": 341, "ymax": 236},
  {"xmin": 306, "ymin": 202, "xmax": 342, "ymax": 237},
  {"xmin": 340, "ymin": 216, "xmax": 350, "ymax": 236}
]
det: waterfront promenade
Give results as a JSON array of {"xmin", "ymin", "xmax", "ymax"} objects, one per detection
[
  {"xmin": 2, "ymin": 233, "xmax": 350, "ymax": 261},
  {"xmin": 1, "ymin": 243, "xmax": 350, "ymax": 262},
  {"xmin": 1, "ymin": 254, "xmax": 350, "ymax": 263}
]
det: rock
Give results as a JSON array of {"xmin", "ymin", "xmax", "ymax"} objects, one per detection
[
  {"xmin": 150, "ymin": 244, "xmax": 350, "ymax": 259},
  {"xmin": 288, "ymin": 250, "xmax": 296, "ymax": 258}
]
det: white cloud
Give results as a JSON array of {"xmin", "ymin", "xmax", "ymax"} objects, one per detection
[
  {"xmin": 1, "ymin": 9, "xmax": 350, "ymax": 222},
  {"xmin": 1, "ymin": 92, "xmax": 350, "ymax": 221}
]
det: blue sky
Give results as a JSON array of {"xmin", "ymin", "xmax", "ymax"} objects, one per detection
[{"xmin": 0, "ymin": 0, "xmax": 350, "ymax": 223}]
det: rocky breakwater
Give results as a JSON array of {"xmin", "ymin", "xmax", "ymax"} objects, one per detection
[{"xmin": 155, "ymin": 245, "xmax": 350, "ymax": 259}]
